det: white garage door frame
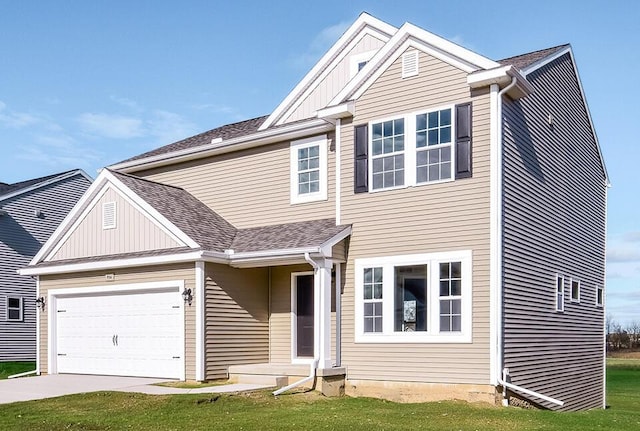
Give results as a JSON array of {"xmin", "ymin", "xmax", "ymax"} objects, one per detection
[{"xmin": 47, "ymin": 280, "xmax": 186, "ymax": 380}]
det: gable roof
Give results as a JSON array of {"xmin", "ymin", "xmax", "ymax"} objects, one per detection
[
  {"xmin": 0, "ymin": 169, "xmax": 91, "ymax": 203},
  {"xmin": 498, "ymin": 44, "xmax": 569, "ymax": 71}
]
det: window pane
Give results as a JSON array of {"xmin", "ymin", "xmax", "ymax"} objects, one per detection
[
  {"xmin": 364, "ymin": 318, "xmax": 373, "ymax": 333},
  {"xmin": 428, "ymin": 129, "xmax": 438, "ymax": 146},
  {"xmin": 309, "ymin": 182, "xmax": 319, "ymax": 193},
  {"xmin": 440, "ymin": 262, "xmax": 450, "ymax": 279},
  {"xmin": 451, "ymin": 316, "xmax": 461, "ymax": 331},
  {"xmin": 394, "ymin": 119, "xmax": 404, "ymax": 135},
  {"xmin": 383, "ymin": 138, "xmax": 394, "ymax": 154},
  {"xmin": 364, "ymin": 283, "xmax": 372, "ymax": 300},
  {"xmin": 451, "ymin": 299, "xmax": 461, "ymax": 314},
  {"xmin": 298, "ymin": 148, "xmax": 308, "ymax": 159},
  {"xmin": 8, "ymin": 298, "xmax": 20, "ymax": 308},
  {"xmin": 441, "ymin": 162, "xmax": 451, "ymax": 180},
  {"xmin": 299, "ymin": 172, "xmax": 309, "ymax": 183},
  {"xmin": 451, "ymin": 262, "xmax": 461, "ymax": 278},
  {"xmin": 451, "ymin": 280, "xmax": 462, "ymax": 296},
  {"xmin": 308, "ymin": 145, "xmax": 319, "ymax": 157},
  {"xmin": 308, "ymin": 157, "xmax": 319, "ymax": 169},
  {"xmin": 372, "ymin": 158, "xmax": 383, "ymax": 173},
  {"xmin": 383, "ymin": 120, "xmax": 393, "ymax": 136},
  {"xmin": 441, "ymin": 145, "xmax": 451, "ymax": 162},
  {"xmin": 394, "ymin": 135, "xmax": 404, "ymax": 152},
  {"xmin": 428, "ymin": 166, "xmax": 439, "ymax": 182},
  {"xmin": 372, "ymin": 173, "xmax": 383, "ymax": 189},
  {"xmin": 383, "ymin": 172, "xmax": 394, "ymax": 187},
  {"xmin": 298, "ymin": 183, "xmax": 309, "ymax": 194},
  {"xmin": 8, "ymin": 309, "xmax": 20, "ymax": 320},
  {"xmin": 364, "ymin": 268, "xmax": 372, "ymax": 283},
  {"xmin": 373, "ymin": 139, "xmax": 383, "ymax": 156},
  {"xmin": 440, "ymin": 109, "xmax": 451, "ymax": 126},
  {"xmin": 383, "ymin": 156, "xmax": 394, "ymax": 170},
  {"xmin": 373, "ymin": 283, "xmax": 382, "ymax": 299},
  {"xmin": 416, "ymin": 114, "xmax": 426, "ymax": 131},
  {"xmin": 372, "ymin": 123, "xmax": 382, "ymax": 140},
  {"xmin": 374, "ymin": 268, "xmax": 383, "ymax": 283},
  {"xmin": 416, "ymin": 131, "xmax": 426, "ymax": 148},
  {"xmin": 440, "ymin": 316, "xmax": 450, "ymax": 332},
  {"xmin": 395, "ymin": 155, "xmax": 404, "ymax": 169},
  {"xmin": 440, "ymin": 126, "xmax": 451, "ymax": 143},
  {"xmin": 440, "ymin": 299, "xmax": 451, "ymax": 314},
  {"xmin": 440, "ymin": 280, "xmax": 449, "ymax": 296},
  {"xmin": 429, "ymin": 148, "xmax": 440, "ymax": 164},
  {"xmin": 417, "ymin": 166, "xmax": 427, "ymax": 183},
  {"xmin": 417, "ymin": 150, "xmax": 427, "ymax": 166},
  {"xmin": 309, "ymin": 170, "xmax": 319, "ymax": 181},
  {"xmin": 428, "ymin": 111, "xmax": 439, "ymax": 127}
]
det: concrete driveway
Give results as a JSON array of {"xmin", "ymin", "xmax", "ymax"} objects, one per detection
[{"xmin": 0, "ymin": 374, "xmax": 272, "ymax": 404}]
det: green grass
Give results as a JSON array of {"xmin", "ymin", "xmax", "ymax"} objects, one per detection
[
  {"xmin": 0, "ymin": 361, "xmax": 638, "ymax": 430},
  {"xmin": 154, "ymin": 379, "xmax": 231, "ymax": 389},
  {"xmin": 0, "ymin": 362, "xmax": 36, "ymax": 379}
]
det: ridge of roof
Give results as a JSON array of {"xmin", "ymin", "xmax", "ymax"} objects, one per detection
[
  {"xmin": 498, "ymin": 44, "xmax": 569, "ymax": 71},
  {"xmin": 0, "ymin": 169, "xmax": 85, "ymax": 199},
  {"xmin": 116, "ymin": 115, "xmax": 269, "ymax": 165}
]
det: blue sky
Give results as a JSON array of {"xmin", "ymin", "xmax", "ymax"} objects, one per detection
[{"xmin": 1, "ymin": 1, "xmax": 638, "ymax": 325}]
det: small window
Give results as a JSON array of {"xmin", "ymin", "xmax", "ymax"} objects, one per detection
[
  {"xmin": 570, "ymin": 279, "xmax": 580, "ymax": 302},
  {"xmin": 7, "ymin": 297, "xmax": 23, "ymax": 321},
  {"xmin": 556, "ymin": 275, "xmax": 565, "ymax": 312},
  {"xmin": 363, "ymin": 267, "xmax": 383, "ymax": 333},
  {"xmin": 596, "ymin": 286, "xmax": 604, "ymax": 307},
  {"xmin": 102, "ymin": 201, "xmax": 116, "ymax": 229},
  {"xmin": 290, "ymin": 135, "xmax": 328, "ymax": 204},
  {"xmin": 439, "ymin": 262, "xmax": 462, "ymax": 332}
]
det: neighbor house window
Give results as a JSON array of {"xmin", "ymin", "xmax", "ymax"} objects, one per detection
[
  {"xmin": 596, "ymin": 286, "xmax": 604, "ymax": 307},
  {"xmin": 7, "ymin": 297, "xmax": 23, "ymax": 321},
  {"xmin": 570, "ymin": 279, "xmax": 580, "ymax": 302},
  {"xmin": 290, "ymin": 135, "xmax": 327, "ymax": 204},
  {"xmin": 355, "ymin": 251, "xmax": 472, "ymax": 343},
  {"xmin": 556, "ymin": 275, "xmax": 565, "ymax": 312},
  {"xmin": 371, "ymin": 118, "xmax": 405, "ymax": 190}
]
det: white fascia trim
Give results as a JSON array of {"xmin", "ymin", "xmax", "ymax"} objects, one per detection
[
  {"xmin": 111, "ymin": 120, "xmax": 333, "ymax": 174},
  {"xmin": 0, "ymin": 169, "xmax": 92, "ymax": 203},
  {"xmin": 195, "ymin": 261, "xmax": 205, "ymax": 381},
  {"xmin": 30, "ymin": 173, "xmax": 111, "ymax": 265},
  {"xmin": 467, "ymin": 65, "xmax": 534, "ymax": 99},
  {"xmin": 20, "ymin": 251, "xmax": 212, "ymax": 276},
  {"xmin": 227, "ymin": 246, "xmax": 321, "ymax": 261},
  {"xmin": 260, "ymin": 13, "xmax": 397, "ymax": 131},
  {"xmin": 316, "ymin": 101, "xmax": 355, "ymax": 120},
  {"xmin": 331, "ymin": 23, "xmax": 499, "ymax": 105},
  {"xmin": 523, "ymin": 46, "xmax": 609, "ymax": 184},
  {"xmin": 489, "ymin": 84, "xmax": 501, "ymax": 385},
  {"xmin": 319, "ymin": 226, "xmax": 352, "ymax": 257}
]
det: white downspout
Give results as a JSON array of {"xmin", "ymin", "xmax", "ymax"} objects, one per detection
[
  {"xmin": 273, "ymin": 252, "xmax": 320, "ymax": 396},
  {"xmin": 335, "ymin": 262, "xmax": 341, "ymax": 367},
  {"xmin": 335, "ymin": 118, "xmax": 341, "ymax": 225},
  {"xmin": 495, "ymin": 78, "xmax": 564, "ymax": 409}
]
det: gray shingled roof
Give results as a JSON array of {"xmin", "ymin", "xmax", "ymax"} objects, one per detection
[
  {"xmin": 119, "ymin": 115, "xmax": 268, "ymax": 164},
  {"xmin": 110, "ymin": 170, "xmax": 237, "ymax": 252},
  {"xmin": 231, "ymin": 218, "xmax": 349, "ymax": 253},
  {"xmin": 32, "ymin": 247, "xmax": 195, "ymax": 268},
  {"xmin": 499, "ymin": 44, "xmax": 569, "ymax": 71},
  {"xmin": 0, "ymin": 169, "xmax": 79, "ymax": 198}
]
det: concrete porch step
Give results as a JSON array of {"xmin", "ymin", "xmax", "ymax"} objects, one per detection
[{"xmin": 228, "ymin": 363, "xmax": 312, "ymax": 388}]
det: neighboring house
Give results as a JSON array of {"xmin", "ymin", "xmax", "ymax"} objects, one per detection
[
  {"xmin": 20, "ymin": 13, "xmax": 607, "ymax": 411},
  {"xmin": 1, "ymin": 169, "xmax": 92, "ymax": 361}
]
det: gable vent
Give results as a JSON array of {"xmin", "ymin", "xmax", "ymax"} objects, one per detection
[
  {"xmin": 102, "ymin": 201, "xmax": 116, "ymax": 230},
  {"xmin": 402, "ymin": 50, "xmax": 419, "ymax": 78}
]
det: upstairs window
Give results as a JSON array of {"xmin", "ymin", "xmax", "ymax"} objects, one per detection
[
  {"xmin": 570, "ymin": 279, "xmax": 580, "ymax": 302},
  {"xmin": 371, "ymin": 119, "xmax": 405, "ymax": 190},
  {"xmin": 596, "ymin": 286, "xmax": 604, "ymax": 307},
  {"xmin": 7, "ymin": 297, "xmax": 23, "ymax": 321},
  {"xmin": 290, "ymin": 135, "xmax": 327, "ymax": 204},
  {"xmin": 556, "ymin": 275, "xmax": 565, "ymax": 312},
  {"xmin": 416, "ymin": 109, "xmax": 452, "ymax": 183}
]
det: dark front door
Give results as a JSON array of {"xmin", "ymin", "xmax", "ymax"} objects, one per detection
[{"xmin": 296, "ymin": 274, "xmax": 314, "ymax": 358}]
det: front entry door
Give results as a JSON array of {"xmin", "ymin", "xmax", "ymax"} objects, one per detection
[{"xmin": 295, "ymin": 274, "xmax": 314, "ymax": 358}]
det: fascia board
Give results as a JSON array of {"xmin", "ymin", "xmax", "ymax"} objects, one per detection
[
  {"xmin": 467, "ymin": 65, "xmax": 534, "ymax": 99},
  {"xmin": 0, "ymin": 169, "xmax": 92, "ymax": 203},
  {"xmin": 111, "ymin": 119, "xmax": 333, "ymax": 173},
  {"xmin": 259, "ymin": 13, "xmax": 397, "ymax": 131},
  {"xmin": 523, "ymin": 46, "xmax": 609, "ymax": 184},
  {"xmin": 316, "ymin": 102, "xmax": 355, "ymax": 119},
  {"xmin": 319, "ymin": 226, "xmax": 352, "ymax": 256}
]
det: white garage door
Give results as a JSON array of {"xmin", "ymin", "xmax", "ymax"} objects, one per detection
[{"xmin": 55, "ymin": 289, "xmax": 183, "ymax": 379}]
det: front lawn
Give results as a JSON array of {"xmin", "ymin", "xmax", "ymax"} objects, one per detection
[
  {"xmin": 0, "ymin": 361, "xmax": 638, "ymax": 430},
  {"xmin": 0, "ymin": 362, "xmax": 36, "ymax": 379}
]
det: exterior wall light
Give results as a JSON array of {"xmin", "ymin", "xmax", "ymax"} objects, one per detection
[
  {"xmin": 182, "ymin": 288, "xmax": 193, "ymax": 306},
  {"xmin": 35, "ymin": 296, "xmax": 46, "ymax": 311}
]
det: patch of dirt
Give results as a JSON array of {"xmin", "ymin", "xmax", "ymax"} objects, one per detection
[{"xmin": 607, "ymin": 350, "xmax": 640, "ymax": 359}]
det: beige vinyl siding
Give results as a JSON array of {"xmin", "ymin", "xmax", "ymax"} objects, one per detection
[
  {"xmin": 50, "ymin": 187, "xmax": 181, "ymax": 261},
  {"xmin": 136, "ymin": 140, "xmax": 335, "ymax": 229},
  {"xmin": 285, "ymin": 33, "xmax": 386, "ymax": 124},
  {"xmin": 339, "ymin": 48, "xmax": 492, "ymax": 384},
  {"xmin": 204, "ymin": 263, "xmax": 269, "ymax": 380},
  {"xmin": 502, "ymin": 53, "xmax": 606, "ymax": 410},
  {"xmin": 38, "ymin": 263, "xmax": 195, "ymax": 378}
]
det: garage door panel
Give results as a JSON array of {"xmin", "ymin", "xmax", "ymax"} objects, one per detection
[{"xmin": 55, "ymin": 289, "xmax": 183, "ymax": 379}]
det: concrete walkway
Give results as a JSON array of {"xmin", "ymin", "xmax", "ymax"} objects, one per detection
[{"xmin": 0, "ymin": 374, "xmax": 272, "ymax": 405}]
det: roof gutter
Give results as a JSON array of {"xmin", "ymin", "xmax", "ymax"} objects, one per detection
[
  {"xmin": 110, "ymin": 118, "xmax": 334, "ymax": 173},
  {"xmin": 467, "ymin": 65, "xmax": 534, "ymax": 100}
]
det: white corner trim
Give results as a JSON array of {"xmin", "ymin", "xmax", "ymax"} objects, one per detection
[
  {"xmin": 290, "ymin": 135, "xmax": 328, "ymax": 205},
  {"xmin": 335, "ymin": 118, "xmax": 342, "ymax": 225},
  {"xmin": 35, "ymin": 276, "xmax": 41, "ymax": 375},
  {"xmin": 195, "ymin": 261, "xmax": 205, "ymax": 381},
  {"xmin": 260, "ymin": 13, "xmax": 396, "ymax": 131}
]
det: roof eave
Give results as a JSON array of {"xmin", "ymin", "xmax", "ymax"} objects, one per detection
[{"xmin": 467, "ymin": 65, "xmax": 534, "ymax": 99}]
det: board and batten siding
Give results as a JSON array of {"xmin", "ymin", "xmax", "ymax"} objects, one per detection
[
  {"xmin": 38, "ymin": 263, "xmax": 196, "ymax": 379},
  {"xmin": 339, "ymin": 48, "xmax": 493, "ymax": 384},
  {"xmin": 50, "ymin": 186, "xmax": 181, "ymax": 261},
  {"xmin": 0, "ymin": 174, "xmax": 90, "ymax": 361},
  {"xmin": 502, "ymin": 53, "xmax": 606, "ymax": 411},
  {"xmin": 285, "ymin": 33, "xmax": 386, "ymax": 124},
  {"xmin": 136, "ymin": 139, "xmax": 336, "ymax": 229},
  {"xmin": 204, "ymin": 263, "xmax": 269, "ymax": 379}
]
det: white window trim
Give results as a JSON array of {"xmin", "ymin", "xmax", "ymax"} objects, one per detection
[
  {"xmin": 368, "ymin": 105, "xmax": 455, "ymax": 193},
  {"xmin": 349, "ymin": 49, "xmax": 378, "ymax": 79},
  {"xmin": 569, "ymin": 278, "xmax": 580, "ymax": 303},
  {"xmin": 6, "ymin": 296, "xmax": 23, "ymax": 321},
  {"xmin": 556, "ymin": 275, "xmax": 565, "ymax": 312},
  {"xmin": 290, "ymin": 135, "xmax": 328, "ymax": 204},
  {"xmin": 354, "ymin": 250, "xmax": 472, "ymax": 343},
  {"xmin": 102, "ymin": 201, "xmax": 116, "ymax": 230}
]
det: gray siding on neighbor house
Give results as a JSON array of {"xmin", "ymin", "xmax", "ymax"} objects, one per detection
[
  {"xmin": 502, "ymin": 53, "xmax": 607, "ymax": 410},
  {"xmin": 0, "ymin": 174, "xmax": 91, "ymax": 361}
]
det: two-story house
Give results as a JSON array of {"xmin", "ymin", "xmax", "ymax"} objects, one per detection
[
  {"xmin": 1, "ymin": 169, "xmax": 91, "ymax": 361},
  {"xmin": 21, "ymin": 13, "xmax": 607, "ymax": 411}
]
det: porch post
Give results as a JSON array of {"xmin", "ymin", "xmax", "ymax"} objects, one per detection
[{"xmin": 316, "ymin": 258, "xmax": 333, "ymax": 369}]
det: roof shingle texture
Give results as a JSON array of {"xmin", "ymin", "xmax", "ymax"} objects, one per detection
[
  {"xmin": 0, "ymin": 169, "xmax": 78, "ymax": 198},
  {"xmin": 499, "ymin": 44, "xmax": 569, "ymax": 71}
]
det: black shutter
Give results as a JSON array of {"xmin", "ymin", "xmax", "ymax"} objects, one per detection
[
  {"xmin": 354, "ymin": 124, "xmax": 368, "ymax": 193},
  {"xmin": 455, "ymin": 103, "xmax": 472, "ymax": 179}
]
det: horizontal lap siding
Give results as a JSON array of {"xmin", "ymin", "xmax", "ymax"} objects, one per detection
[
  {"xmin": 340, "ymin": 49, "xmax": 492, "ymax": 384},
  {"xmin": 39, "ymin": 263, "xmax": 195, "ymax": 378},
  {"xmin": 137, "ymin": 140, "xmax": 335, "ymax": 229},
  {"xmin": 51, "ymin": 187, "xmax": 180, "ymax": 261},
  {"xmin": 0, "ymin": 174, "xmax": 90, "ymax": 361},
  {"xmin": 204, "ymin": 263, "xmax": 269, "ymax": 379},
  {"xmin": 287, "ymin": 33, "xmax": 386, "ymax": 123},
  {"xmin": 502, "ymin": 53, "xmax": 606, "ymax": 410}
]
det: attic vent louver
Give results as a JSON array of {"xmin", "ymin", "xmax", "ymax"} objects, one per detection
[
  {"xmin": 402, "ymin": 50, "xmax": 419, "ymax": 78},
  {"xmin": 102, "ymin": 201, "xmax": 116, "ymax": 230}
]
